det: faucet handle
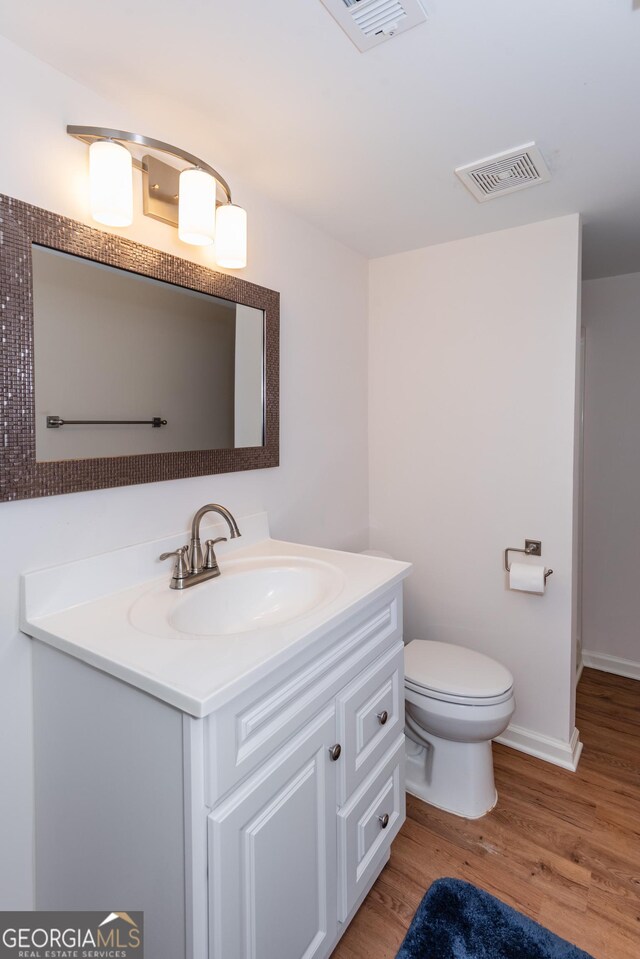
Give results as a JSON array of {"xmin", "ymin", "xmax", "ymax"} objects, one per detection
[
  {"xmin": 159, "ymin": 545, "xmax": 190, "ymax": 582},
  {"xmin": 204, "ymin": 537, "xmax": 227, "ymax": 570}
]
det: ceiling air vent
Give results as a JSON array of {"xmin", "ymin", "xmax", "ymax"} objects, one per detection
[
  {"xmin": 319, "ymin": 0, "xmax": 427, "ymax": 53},
  {"xmin": 455, "ymin": 143, "xmax": 551, "ymax": 202}
]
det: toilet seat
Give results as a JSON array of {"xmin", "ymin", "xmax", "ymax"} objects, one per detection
[
  {"xmin": 404, "ymin": 640, "xmax": 514, "ymax": 706},
  {"xmin": 404, "ymin": 677, "xmax": 514, "ymax": 707}
]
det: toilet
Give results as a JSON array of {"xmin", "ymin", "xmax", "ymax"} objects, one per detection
[
  {"xmin": 404, "ymin": 640, "xmax": 515, "ymax": 819},
  {"xmin": 360, "ymin": 550, "xmax": 515, "ymax": 819}
]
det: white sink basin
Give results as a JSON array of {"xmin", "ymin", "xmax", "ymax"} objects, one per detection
[{"xmin": 129, "ymin": 555, "xmax": 345, "ymax": 638}]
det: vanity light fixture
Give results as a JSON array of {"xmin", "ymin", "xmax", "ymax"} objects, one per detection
[
  {"xmin": 215, "ymin": 203, "xmax": 248, "ymax": 269},
  {"xmin": 68, "ymin": 126, "xmax": 248, "ymax": 268},
  {"xmin": 178, "ymin": 168, "xmax": 216, "ymax": 246},
  {"xmin": 89, "ymin": 140, "xmax": 133, "ymax": 227}
]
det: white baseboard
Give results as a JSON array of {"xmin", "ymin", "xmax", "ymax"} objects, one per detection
[
  {"xmin": 581, "ymin": 650, "xmax": 640, "ymax": 681},
  {"xmin": 576, "ymin": 656, "xmax": 584, "ymax": 685},
  {"xmin": 495, "ymin": 723, "xmax": 583, "ymax": 772}
]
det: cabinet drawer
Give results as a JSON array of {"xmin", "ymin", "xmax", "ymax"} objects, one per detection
[
  {"xmin": 336, "ymin": 640, "xmax": 404, "ymax": 803},
  {"xmin": 337, "ymin": 736, "xmax": 405, "ymax": 922},
  {"xmin": 204, "ymin": 591, "xmax": 401, "ymax": 805}
]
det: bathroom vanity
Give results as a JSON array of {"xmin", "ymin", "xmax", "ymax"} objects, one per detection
[{"xmin": 22, "ymin": 513, "xmax": 411, "ymax": 959}]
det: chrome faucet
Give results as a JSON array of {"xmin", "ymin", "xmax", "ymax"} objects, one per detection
[{"xmin": 160, "ymin": 503, "xmax": 241, "ymax": 589}]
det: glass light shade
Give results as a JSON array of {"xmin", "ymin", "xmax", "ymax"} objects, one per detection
[
  {"xmin": 178, "ymin": 169, "xmax": 216, "ymax": 246},
  {"xmin": 89, "ymin": 140, "xmax": 133, "ymax": 227},
  {"xmin": 215, "ymin": 203, "xmax": 248, "ymax": 269}
]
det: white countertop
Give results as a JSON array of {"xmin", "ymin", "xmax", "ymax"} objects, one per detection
[{"xmin": 21, "ymin": 513, "xmax": 411, "ymax": 717}]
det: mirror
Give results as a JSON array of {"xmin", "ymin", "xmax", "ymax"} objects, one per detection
[
  {"xmin": 32, "ymin": 246, "xmax": 265, "ymax": 460},
  {"xmin": 0, "ymin": 193, "xmax": 279, "ymax": 503}
]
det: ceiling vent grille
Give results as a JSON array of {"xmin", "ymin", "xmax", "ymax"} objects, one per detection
[
  {"xmin": 319, "ymin": 0, "xmax": 427, "ymax": 52},
  {"xmin": 455, "ymin": 144, "xmax": 551, "ymax": 202},
  {"xmin": 348, "ymin": 0, "xmax": 407, "ymax": 37}
]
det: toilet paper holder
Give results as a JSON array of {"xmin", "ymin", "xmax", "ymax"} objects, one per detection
[{"xmin": 504, "ymin": 540, "xmax": 553, "ymax": 582}]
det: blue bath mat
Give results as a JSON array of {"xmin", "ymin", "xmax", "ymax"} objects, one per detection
[{"xmin": 396, "ymin": 878, "xmax": 594, "ymax": 959}]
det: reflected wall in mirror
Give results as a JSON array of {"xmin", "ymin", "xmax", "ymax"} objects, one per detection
[
  {"xmin": 0, "ymin": 194, "xmax": 279, "ymax": 502},
  {"xmin": 33, "ymin": 246, "xmax": 265, "ymax": 460}
]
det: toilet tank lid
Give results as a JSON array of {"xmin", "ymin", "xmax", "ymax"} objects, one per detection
[{"xmin": 404, "ymin": 640, "xmax": 514, "ymax": 699}]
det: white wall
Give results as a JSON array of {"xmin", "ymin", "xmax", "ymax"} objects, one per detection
[
  {"xmin": 0, "ymin": 36, "xmax": 369, "ymax": 908},
  {"xmin": 582, "ymin": 272, "xmax": 640, "ymax": 671},
  {"xmin": 369, "ymin": 216, "xmax": 582, "ymax": 755}
]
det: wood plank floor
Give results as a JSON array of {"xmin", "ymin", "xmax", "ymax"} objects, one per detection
[{"xmin": 331, "ymin": 668, "xmax": 640, "ymax": 959}]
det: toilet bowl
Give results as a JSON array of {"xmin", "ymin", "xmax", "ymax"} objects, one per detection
[{"xmin": 404, "ymin": 640, "xmax": 515, "ymax": 819}]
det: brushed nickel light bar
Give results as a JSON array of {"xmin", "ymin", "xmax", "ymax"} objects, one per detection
[{"xmin": 67, "ymin": 125, "xmax": 247, "ymax": 268}]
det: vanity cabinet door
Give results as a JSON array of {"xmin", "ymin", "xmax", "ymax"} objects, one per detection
[{"xmin": 208, "ymin": 706, "xmax": 338, "ymax": 959}]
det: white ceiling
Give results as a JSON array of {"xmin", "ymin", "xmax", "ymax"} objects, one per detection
[{"xmin": 1, "ymin": 1, "xmax": 639, "ymax": 279}]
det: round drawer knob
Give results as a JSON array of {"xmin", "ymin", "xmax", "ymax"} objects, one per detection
[
  {"xmin": 328, "ymin": 743, "xmax": 342, "ymax": 762},
  {"xmin": 377, "ymin": 710, "xmax": 389, "ymax": 725},
  {"xmin": 378, "ymin": 813, "xmax": 390, "ymax": 829}
]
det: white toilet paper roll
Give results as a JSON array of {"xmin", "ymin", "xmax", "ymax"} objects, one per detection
[{"xmin": 509, "ymin": 562, "xmax": 546, "ymax": 594}]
